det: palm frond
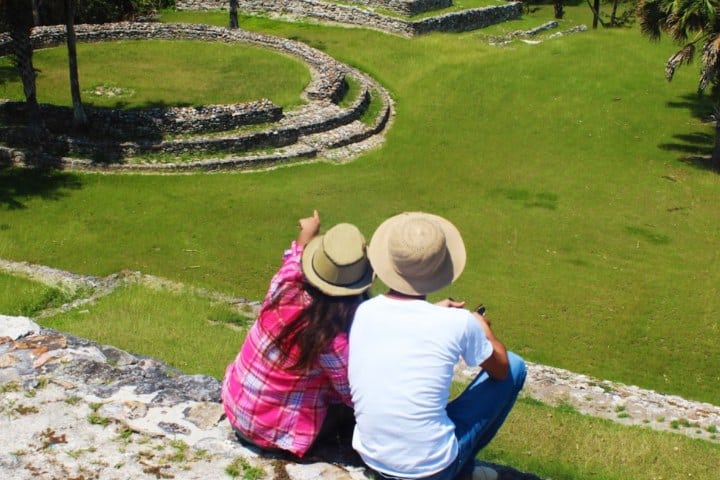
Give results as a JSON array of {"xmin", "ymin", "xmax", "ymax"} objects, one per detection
[
  {"xmin": 666, "ymin": 12, "xmax": 691, "ymax": 41},
  {"xmin": 699, "ymin": 34, "xmax": 720, "ymax": 91},
  {"xmin": 637, "ymin": 0, "xmax": 666, "ymax": 40},
  {"xmin": 680, "ymin": 7, "xmax": 711, "ymax": 32},
  {"xmin": 666, "ymin": 44, "xmax": 695, "ymax": 80}
]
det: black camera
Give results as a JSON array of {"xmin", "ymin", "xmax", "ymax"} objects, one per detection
[{"xmin": 475, "ymin": 304, "xmax": 486, "ymax": 315}]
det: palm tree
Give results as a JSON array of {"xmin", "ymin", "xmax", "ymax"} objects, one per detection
[
  {"xmin": 638, "ymin": 0, "xmax": 720, "ymax": 169},
  {"xmin": 63, "ymin": 0, "xmax": 87, "ymax": 128},
  {"xmin": 590, "ymin": 0, "xmax": 602, "ymax": 28},
  {"xmin": 0, "ymin": 0, "xmax": 46, "ymax": 138}
]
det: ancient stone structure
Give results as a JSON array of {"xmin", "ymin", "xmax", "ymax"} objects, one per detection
[
  {"xmin": 0, "ymin": 22, "xmax": 393, "ymax": 172},
  {"xmin": 175, "ymin": 0, "xmax": 523, "ymax": 36},
  {"xmin": 346, "ymin": 0, "xmax": 452, "ymax": 16},
  {"xmin": 1, "ymin": 100, "xmax": 283, "ymax": 139}
]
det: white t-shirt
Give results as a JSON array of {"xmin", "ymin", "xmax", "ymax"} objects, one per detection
[{"xmin": 348, "ymin": 295, "xmax": 493, "ymax": 478}]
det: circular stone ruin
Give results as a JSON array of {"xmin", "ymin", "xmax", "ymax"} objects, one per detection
[{"xmin": 0, "ymin": 22, "xmax": 394, "ymax": 172}]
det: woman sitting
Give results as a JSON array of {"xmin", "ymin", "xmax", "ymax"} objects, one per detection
[{"xmin": 222, "ymin": 210, "xmax": 374, "ymax": 460}]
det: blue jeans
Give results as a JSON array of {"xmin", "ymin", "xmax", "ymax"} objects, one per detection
[{"xmin": 374, "ymin": 352, "xmax": 526, "ymax": 480}]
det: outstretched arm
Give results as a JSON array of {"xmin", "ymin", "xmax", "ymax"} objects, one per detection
[{"xmin": 296, "ymin": 209, "xmax": 321, "ymax": 247}]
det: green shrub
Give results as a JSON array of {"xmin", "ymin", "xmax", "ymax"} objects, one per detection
[{"xmin": 75, "ymin": 0, "xmax": 175, "ymax": 24}]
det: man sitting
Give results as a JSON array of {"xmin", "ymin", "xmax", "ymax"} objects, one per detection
[{"xmin": 349, "ymin": 212, "xmax": 526, "ymax": 480}]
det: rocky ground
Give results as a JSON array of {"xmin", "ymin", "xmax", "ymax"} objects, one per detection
[{"xmin": 1, "ymin": 316, "xmax": 548, "ymax": 480}]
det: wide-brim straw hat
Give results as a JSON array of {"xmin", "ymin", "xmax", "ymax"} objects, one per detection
[
  {"xmin": 368, "ymin": 212, "xmax": 466, "ymax": 296},
  {"xmin": 302, "ymin": 223, "xmax": 374, "ymax": 296}
]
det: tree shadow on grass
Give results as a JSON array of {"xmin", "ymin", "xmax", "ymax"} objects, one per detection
[
  {"xmin": 0, "ymin": 167, "xmax": 83, "ymax": 210},
  {"xmin": 661, "ymin": 92, "xmax": 720, "ymax": 172},
  {"xmin": 88, "ymin": 99, "xmax": 193, "ymax": 111},
  {"xmin": 0, "ymin": 99, "xmax": 175, "ymax": 166},
  {"xmin": 0, "ymin": 65, "xmax": 19, "ymax": 86}
]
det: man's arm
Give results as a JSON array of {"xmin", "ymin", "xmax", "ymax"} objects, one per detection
[{"xmin": 473, "ymin": 311, "xmax": 509, "ymax": 380}]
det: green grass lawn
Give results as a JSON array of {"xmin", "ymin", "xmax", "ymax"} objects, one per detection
[
  {"xmin": 0, "ymin": 39, "xmax": 310, "ymax": 109},
  {"xmin": 2, "ymin": 5, "xmax": 720, "ymax": 477},
  {"xmin": 484, "ymin": 397, "xmax": 720, "ymax": 480},
  {"xmin": 0, "ymin": 272, "xmax": 76, "ymax": 316},
  {"xmin": 38, "ymin": 282, "xmax": 251, "ymax": 379}
]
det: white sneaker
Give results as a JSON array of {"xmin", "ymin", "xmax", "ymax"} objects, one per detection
[{"xmin": 472, "ymin": 465, "xmax": 499, "ymax": 480}]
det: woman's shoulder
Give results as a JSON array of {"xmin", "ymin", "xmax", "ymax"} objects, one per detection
[{"xmin": 326, "ymin": 330, "xmax": 349, "ymax": 350}]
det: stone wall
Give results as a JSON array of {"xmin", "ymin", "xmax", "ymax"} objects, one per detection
[
  {"xmin": 344, "ymin": 0, "xmax": 451, "ymax": 16},
  {"xmin": 176, "ymin": 0, "xmax": 522, "ymax": 36},
  {"xmin": 0, "ymin": 100, "xmax": 282, "ymax": 139},
  {"xmin": 176, "ymin": 0, "xmax": 452, "ymax": 15},
  {"xmin": 411, "ymin": 3, "xmax": 522, "ymax": 35}
]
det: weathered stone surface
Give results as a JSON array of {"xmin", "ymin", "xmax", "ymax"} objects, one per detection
[
  {"xmin": 0, "ymin": 352, "xmax": 20, "ymax": 368},
  {"xmin": 0, "ymin": 316, "xmax": 397, "ymax": 479},
  {"xmin": 0, "ymin": 315, "xmax": 39, "ymax": 340},
  {"xmin": 185, "ymin": 401, "xmax": 226, "ymax": 430},
  {"xmin": 286, "ymin": 462, "xmax": 357, "ymax": 480}
]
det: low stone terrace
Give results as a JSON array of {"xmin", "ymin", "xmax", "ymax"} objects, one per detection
[
  {"xmin": 177, "ymin": 0, "xmax": 523, "ymax": 36},
  {"xmin": 0, "ymin": 22, "xmax": 394, "ymax": 173}
]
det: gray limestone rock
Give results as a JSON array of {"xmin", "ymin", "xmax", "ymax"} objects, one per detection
[{"xmin": 0, "ymin": 315, "xmax": 40, "ymax": 340}]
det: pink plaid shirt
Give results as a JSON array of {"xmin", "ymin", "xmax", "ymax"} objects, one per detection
[{"xmin": 221, "ymin": 241, "xmax": 353, "ymax": 457}]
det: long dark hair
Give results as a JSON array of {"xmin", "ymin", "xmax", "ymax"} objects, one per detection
[{"xmin": 268, "ymin": 284, "xmax": 365, "ymax": 372}]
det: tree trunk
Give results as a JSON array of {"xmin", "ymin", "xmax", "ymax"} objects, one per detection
[
  {"xmin": 554, "ymin": 0, "xmax": 564, "ymax": 19},
  {"xmin": 31, "ymin": 0, "xmax": 42, "ymax": 25},
  {"xmin": 9, "ymin": 28, "xmax": 46, "ymax": 138},
  {"xmin": 65, "ymin": 0, "xmax": 87, "ymax": 129},
  {"xmin": 593, "ymin": 0, "xmax": 600, "ymax": 28},
  {"xmin": 610, "ymin": 0, "xmax": 619, "ymax": 26},
  {"xmin": 586, "ymin": 0, "xmax": 606, "ymax": 28},
  {"xmin": 229, "ymin": 0, "xmax": 239, "ymax": 29},
  {"xmin": 713, "ymin": 101, "xmax": 720, "ymax": 171}
]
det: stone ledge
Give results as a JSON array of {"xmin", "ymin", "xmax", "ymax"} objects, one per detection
[{"xmin": 0, "ymin": 320, "xmax": 371, "ymax": 480}]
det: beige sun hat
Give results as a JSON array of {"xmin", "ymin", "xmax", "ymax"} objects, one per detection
[
  {"xmin": 368, "ymin": 212, "xmax": 466, "ymax": 296},
  {"xmin": 301, "ymin": 223, "xmax": 374, "ymax": 296}
]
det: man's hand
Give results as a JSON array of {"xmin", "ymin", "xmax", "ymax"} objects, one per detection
[{"xmin": 435, "ymin": 298, "xmax": 466, "ymax": 308}]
